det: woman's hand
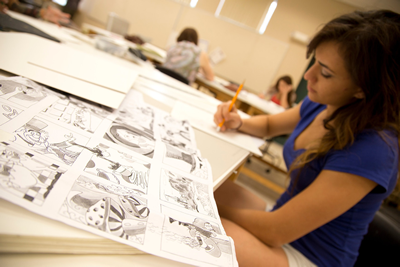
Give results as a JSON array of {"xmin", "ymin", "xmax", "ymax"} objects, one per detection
[
  {"xmin": 213, "ymin": 101, "xmax": 242, "ymax": 132},
  {"xmin": 258, "ymin": 92, "xmax": 266, "ymax": 99},
  {"xmin": 280, "ymin": 83, "xmax": 293, "ymax": 94}
]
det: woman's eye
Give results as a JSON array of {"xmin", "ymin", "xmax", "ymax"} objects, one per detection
[{"xmin": 321, "ymin": 71, "xmax": 332, "ymax": 78}]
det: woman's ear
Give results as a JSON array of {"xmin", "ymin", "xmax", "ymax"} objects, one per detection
[{"xmin": 354, "ymin": 88, "xmax": 365, "ymax": 99}]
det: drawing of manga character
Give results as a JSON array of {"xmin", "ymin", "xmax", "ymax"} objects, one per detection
[
  {"xmin": 0, "ymin": 149, "xmax": 46, "ymax": 189},
  {"xmin": 169, "ymin": 217, "xmax": 231, "ymax": 258},
  {"xmin": 165, "ymin": 172, "xmax": 199, "ymax": 212},
  {"xmin": 85, "ymin": 146, "xmax": 150, "ymax": 189},
  {"xmin": 165, "ymin": 144, "xmax": 200, "ymax": 173},
  {"xmin": 160, "ymin": 116, "xmax": 195, "ymax": 153},
  {"xmin": 2, "ymin": 105, "xmax": 19, "ymax": 120},
  {"xmin": 0, "ymin": 148, "xmax": 61, "ymax": 201},
  {"xmin": 16, "ymin": 127, "xmax": 81, "ymax": 165},
  {"xmin": 0, "ymin": 80, "xmax": 47, "ymax": 106},
  {"xmin": 67, "ymin": 188, "xmax": 149, "ymax": 241},
  {"xmin": 105, "ymin": 123, "xmax": 155, "ymax": 157},
  {"xmin": 14, "ymin": 118, "xmax": 91, "ymax": 165}
]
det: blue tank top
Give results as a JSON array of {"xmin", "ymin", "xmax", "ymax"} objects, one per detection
[{"xmin": 273, "ymin": 96, "xmax": 398, "ymax": 266}]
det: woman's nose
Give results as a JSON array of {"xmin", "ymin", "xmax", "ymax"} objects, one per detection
[{"xmin": 304, "ymin": 63, "xmax": 316, "ymax": 82}]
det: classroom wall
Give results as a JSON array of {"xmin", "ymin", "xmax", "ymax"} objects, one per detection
[{"xmin": 74, "ymin": 0, "xmax": 358, "ymax": 93}]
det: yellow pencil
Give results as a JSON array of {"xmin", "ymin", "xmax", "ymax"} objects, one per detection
[{"xmin": 217, "ymin": 80, "xmax": 245, "ymax": 132}]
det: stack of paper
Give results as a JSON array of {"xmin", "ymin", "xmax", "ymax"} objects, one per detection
[{"xmin": 0, "ymin": 199, "xmax": 144, "ymax": 255}]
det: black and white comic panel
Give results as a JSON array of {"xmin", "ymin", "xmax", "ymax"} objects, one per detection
[
  {"xmin": 159, "ymin": 114, "xmax": 196, "ymax": 154},
  {"xmin": 41, "ymin": 94, "xmax": 111, "ymax": 134},
  {"xmin": 162, "ymin": 143, "xmax": 211, "ymax": 181},
  {"xmin": 0, "ymin": 141, "xmax": 66, "ymax": 205},
  {"xmin": 0, "ymin": 78, "xmax": 48, "ymax": 108},
  {"xmin": 0, "ymin": 103, "xmax": 22, "ymax": 126},
  {"xmin": 104, "ymin": 115, "xmax": 156, "ymax": 159},
  {"xmin": 159, "ymin": 113, "xmax": 210, "ymax": 180},
  {"xmin": 83, "ymin": 143, "xmax": 150, "ymax": 195},
  {"xmin": 12, "ymin": 117, "xmax": 90, "ymax": 166},
  {"xmin": 161, "ymin": 211, "xmax": 234, "ymax": 266},
  {"xmin": 160, "ymin": 169, "xmax": 215, "ymax": 218},
  {"xmin": 60, "ymin": 175, "xmax": 150, "ymax": 245}
]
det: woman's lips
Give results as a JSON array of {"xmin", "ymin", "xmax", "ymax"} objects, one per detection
[{"xmin": 307, "ymin": 85, "xmax": 316, "ymax": 93}]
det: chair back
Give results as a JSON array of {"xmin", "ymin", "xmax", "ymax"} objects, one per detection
[
  {"xmin": 354, "ymin": 205, "xmax": 400, "ymax": 266},
  {"xmin": 155, "ymin": 65, "xmax": 190, "ymax": 85}
]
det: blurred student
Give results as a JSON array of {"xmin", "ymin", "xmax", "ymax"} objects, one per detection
[
  {"xmin": 259, "ymin": 75, "xmax": 296, "ymax": 109},
  {"xmin": 163, "ymin": 27, "xmax": 214, "ymax": 84}
]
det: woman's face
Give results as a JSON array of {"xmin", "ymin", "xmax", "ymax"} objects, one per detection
[
  {"xmin": 277, "ymin": 80, "xmax": 292, "ymax": 93},
  {"xmin": 304, "ymin": 41, "xmax": 363, "ymax": 110}
]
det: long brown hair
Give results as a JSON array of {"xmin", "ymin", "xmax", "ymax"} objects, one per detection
[
  {"xmin": 289, "ymin": 10, "xmax": 400, "ymax": 174},
  {"xmin": 274, "ymin": 75, "xmax": 294, "ymax": 108}
]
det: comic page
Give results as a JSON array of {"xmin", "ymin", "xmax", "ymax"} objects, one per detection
[{"xmin": 0, "ymin": 77, "xmax": 237, "ymax": 267}]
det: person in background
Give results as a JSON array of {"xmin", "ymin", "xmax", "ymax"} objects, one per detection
[
  {"xmin": 213, "ymin": 9, "xmax": 399, "ymax": 267},
  {"xmin": 0, "ymin": 0, "xmax": 71, "ymax": 26},
  {"xmin": 163, "ymin": 27, "xmax": 214, "ymax": 84},
  {"xmin": 259, "ymin": 75, "xmax": 296, "ymax": 109}
]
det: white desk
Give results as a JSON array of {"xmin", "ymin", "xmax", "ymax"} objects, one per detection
[
  {"xmin": 81, "ymin": 22, "xmax": 167, "ymax": 64},
  {"xmin": 0, "ymin": 13, "xmax": 249, "ymax": 267},
  {"xmin": 195, "ymin": 74, "xmax": 285, "ymax": 115}
]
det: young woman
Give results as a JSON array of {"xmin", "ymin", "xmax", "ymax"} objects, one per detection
[
  {"xmin": 214, "ymin": 10, "xmax": 400, "ymax": 267},
  {"xmin": 163, "ymin": 27, "xmax": 214, "ymax": 84},
  {"xmin": 259, "ymin": 75, "xmax": 296, "ymax": 109}
]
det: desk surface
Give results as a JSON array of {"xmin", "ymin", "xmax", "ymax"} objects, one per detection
[{"xmin": 195, "ymin": 74, "xmax": 285, "ymax": 115}]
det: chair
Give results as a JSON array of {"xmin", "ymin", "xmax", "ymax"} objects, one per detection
[
  {"xmin": 106, "ymin": 12, "xmax": 130, "ymax": 36},
  {"xmin": 259, "ymin": 135, "xmax": 289, "ymax": 168},
  {"xmin": 155, "ymin": 65, "xmax": 190, "ymax": 85},
  {"xmin": 354, "ymin": 205, "xmax": 400, "ymax": 266}
]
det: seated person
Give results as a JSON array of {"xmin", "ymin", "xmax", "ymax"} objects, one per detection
[
  {"xmin": 213, "ymin": 9, "xmax": 400, "ymax": 267},
  {"xmin": 163, "ymin": 27, "xmax": 214, "ymax": 84},
  {"xmin": 1, "ymin": 0, "xmax": 71, "ymax": 26},
  {"xmin": 259, "ymin": 75, "xmax": 296, "ymax": 109}
]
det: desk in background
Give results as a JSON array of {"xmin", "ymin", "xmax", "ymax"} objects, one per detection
[{"xmin": 195, "ymin": 74, "xmax": 285, "ymax": 116}]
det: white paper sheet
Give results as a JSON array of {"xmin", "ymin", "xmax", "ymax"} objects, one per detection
[
  {"xmin": 171, "ymin": 101, "xmax": 263, "ymax": 156},
  {"xmin": 0, "ymin": 32, "xmax": 137, "ymax": 109},
  {"xmin": 0, "ymin": 77, "xmax": 238, "ymax": 267}
]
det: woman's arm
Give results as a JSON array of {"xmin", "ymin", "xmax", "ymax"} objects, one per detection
[
  {"xmin": 218, "ymin": 170, "xmax": 377, "ymax": 247},
  {"xmin": 199, "ymin": 51, "xmax": 214, "ymax": 81},
  {"xmin": 279, "ymin": 92, "xmax": 290, "ymax": 109},
  {"xmin": 214, "ymin": 101, "xmax": 302, "ymax": 138},
  {"xmin": 278, "ymin": 83, "xmax": 294, "ymax": 109}
]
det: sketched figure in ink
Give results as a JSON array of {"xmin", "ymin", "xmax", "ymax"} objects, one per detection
[
  {"xmin": 65, "ymin": 178, "xmax": 150, "ymax": 244},
  {"xmin": 169, "ymin": 217, "xmax": 232, "ymax": 258},
  {"xmin": 0, "ymin": 147, "xmax": 62, "ymax": 202},
  {"xmin": 105, "ymin": 124, "xmax": 155, "ymax": 157},
  {"xmin": 166, "ymin": 173, "xmax": 199, "ymax": 212},
  {"xmin": 0, "ymin": 80, "xmax": 47, "ymax": 107},
  {"xmin": 14, "ymin": 118, "xmax": 88, "ymax": 165},
  {"xmin": 0, "ymin": 148, "xmax": 47, "ymax": 189},
  {"xmin": 85, "ymin": 145, "xmax": 150, "ymax": 189}
]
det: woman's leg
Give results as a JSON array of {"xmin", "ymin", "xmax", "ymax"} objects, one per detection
[
  {"xmin": 222, "ymin": 218, "xmax": 289, "ymax": 267},
  {"xmin": 214, "ymin": 179, "xmax": 267, "ymax": 210}
]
